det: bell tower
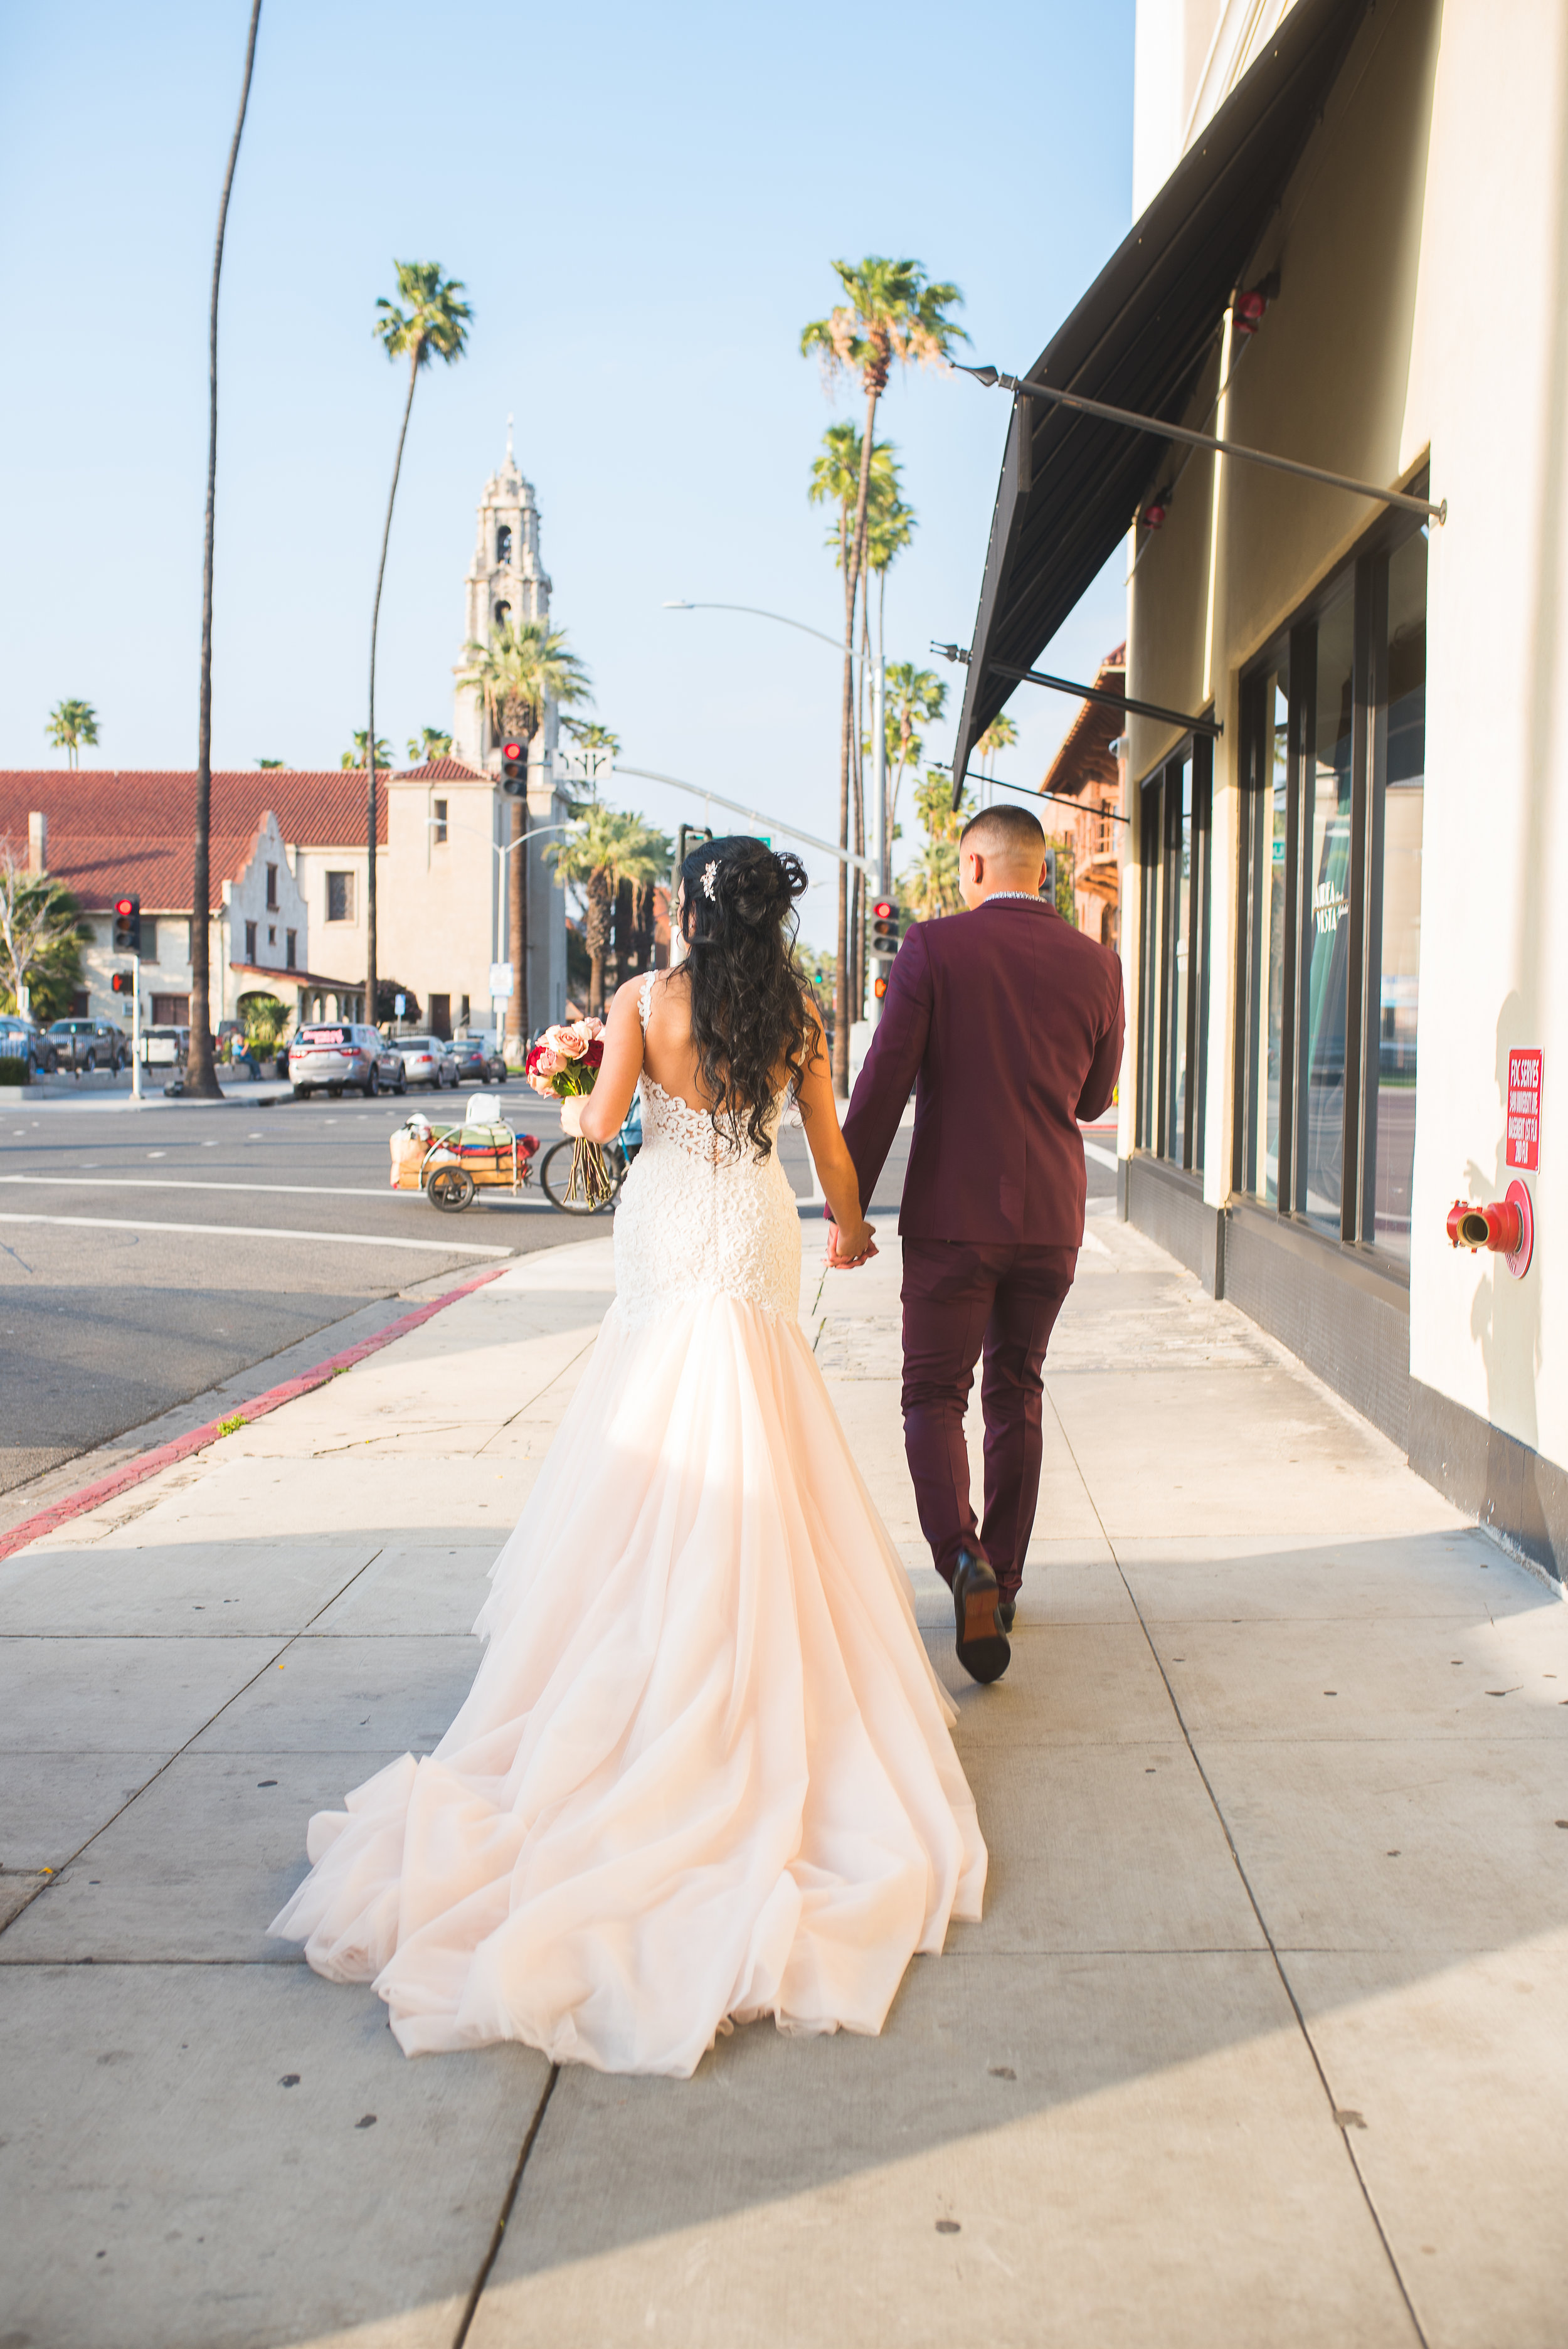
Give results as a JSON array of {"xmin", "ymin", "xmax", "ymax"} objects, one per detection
[
  {"xmin": 452, "ymin": 418, "xmax": 554, "ymax": 771},
  {"xmin": 450, "ymin": 421, "xmax": 571, "ymax": 1032}
]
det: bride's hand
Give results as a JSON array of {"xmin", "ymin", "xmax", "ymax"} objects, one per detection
[
  {"xmin": 559, "ymin": 1095, "xmax": 585, "ymax": 1138},
  {"xmin": 828, "ymin": 1219, "xmax": 877, "ymax": 1269}
]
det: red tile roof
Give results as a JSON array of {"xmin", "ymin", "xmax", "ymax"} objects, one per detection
[
  {"xmin": 396, "ymin": 758, "xmax": 487, "ymax": 782},
  {"xmin": 1040, "ymin": 647, "xmax": 1126, "ymax": 802},
  {"xmin": 0, "ymin": 770, "xmax": 403, "ymax": 911}
]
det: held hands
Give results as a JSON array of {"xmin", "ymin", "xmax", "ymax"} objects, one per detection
[
  {"xmin": 825, "ymin": 1218, "xmax": 878, "ymax": 1271},
  {"xmin": 559, "ymin": 1095, "xmax": 585, "ymax": 1138}
]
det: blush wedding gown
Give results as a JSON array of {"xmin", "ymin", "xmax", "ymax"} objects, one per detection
[{"xmin": 270, "ymin": 976, "xmax": 986, "ymax": 2077}]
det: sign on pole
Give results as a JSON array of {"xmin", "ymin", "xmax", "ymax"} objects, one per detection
[{"xmin": 489, "ymin": 962, "xmax": 514, "ymax": 998}]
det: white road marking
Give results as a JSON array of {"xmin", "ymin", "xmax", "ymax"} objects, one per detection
[
  {"xmin": 0, "ymin": 1212, "xmax": 511, "ymax": 1258},
  {"xmin": 1, "ymin": 1173, "xmax": 405, "ymax": 1202},
  {"xmin": 1082, "ymin": 1140, "xmax": 1120, "ymax": 1172}
]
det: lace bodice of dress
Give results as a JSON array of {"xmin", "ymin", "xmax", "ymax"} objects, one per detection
[{"xmin": 612, "ymin": 973, "xmax": 801, "ymax": 1329}]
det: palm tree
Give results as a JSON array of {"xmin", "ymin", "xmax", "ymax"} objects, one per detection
[
  {"xmin": 45, "ymin": 699, "xmax": 99, "ymax": 768},
  {"xmin": 802, "ymin": 258, "xmax": 966, "ymax": 1089},
  {"xmin": 406, "ymin": 727, "xmax": 452, "ymax": 763},
  {"xmin": 883, "ymin": 662, "xmax": 947, "ymax": 837},
  {"xmin": 462, "ymin": 618, "xmax": 591, "ymax": 1051},
  {"xmin": 341, "ymin": 731, "xmax": 393, "ymax": 770},
  {"xmin": 366, "ymin": 262, "xmax": 472, "ymax": 1023},
  {"xmin": 546, "ymin": 807, "xmax": 667, "ymax": 1014},
  {"xmin": 975, "ymin": 713, "xmax": 1019, "ymax": 803},
  {"xmin": 190, "ymin": 0, "xmax": 263, "ymax": 1102}
]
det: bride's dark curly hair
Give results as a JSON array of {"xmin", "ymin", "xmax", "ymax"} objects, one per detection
[{"xmin": 675, "ymin": 834, "xmax": 815, "ymax": 1157}]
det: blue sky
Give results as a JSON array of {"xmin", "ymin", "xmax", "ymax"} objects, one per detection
[{"xmin": 0, "ymin": 0, "xmax": 1135, "ymax": 944}]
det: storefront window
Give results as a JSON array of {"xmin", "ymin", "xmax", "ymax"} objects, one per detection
[
  {"xmin": 1168, "ymin": 753, "xmax": 1193, "ymax": 1164},
  {"xmin": 1369, "ymin": 530, "xmax": 1426, "ymax": 1259},
  {"xmin": 1136, "ymin": 741, "xmax": 1211, "ymax": 1170},
  {"xmin": 1300, "ymin": 593, "xmax": 1354, "ymax": 1233},
  {"xmin": 1237, "ymin": 665, "xmax": 1289, "ymax": 1201},
  {"xmin": 1232, "ymin": 504, "xmax": 1427, "ymax": 1266}
]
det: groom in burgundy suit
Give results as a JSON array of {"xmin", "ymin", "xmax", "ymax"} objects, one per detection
[{"xmin": 827, "ymin": 802, "xmax": 1123, "ymax": 1684}]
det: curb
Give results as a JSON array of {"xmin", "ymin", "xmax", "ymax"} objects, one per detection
[{"xmin": 0, "ymin": 1264, "xmax": 509, "ymax": 1564}]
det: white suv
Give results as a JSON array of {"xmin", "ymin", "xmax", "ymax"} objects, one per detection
[{"xmin": 289, "ymin": 1022, "xmax": 404, "ymax": 1099}]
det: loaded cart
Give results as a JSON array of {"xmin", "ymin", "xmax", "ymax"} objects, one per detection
[{"xmin": 389, "ymin": 1108, "xmax": 540, "ymax": 1212}]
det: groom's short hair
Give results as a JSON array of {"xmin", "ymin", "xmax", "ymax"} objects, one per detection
[{"xmin": 958, "ymin": 803, "xmax": 1047, "ymax": 866}]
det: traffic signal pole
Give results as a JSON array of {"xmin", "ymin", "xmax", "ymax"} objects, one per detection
[
  {"xmin": 870, "ymin": 654, "xmax": 889, "ymax": 1027},
  {"xmin": 131, "ymin": 955, "xmax": 142, "ymax": 1105}
]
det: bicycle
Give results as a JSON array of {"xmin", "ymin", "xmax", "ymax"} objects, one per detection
[{"xmin": 538, "ymin": 1136, "xmax": 633, "ymax": 1214}]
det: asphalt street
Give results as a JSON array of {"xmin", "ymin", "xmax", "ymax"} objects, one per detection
[{"xmin": 0, "ymin": 1083, "xmax": 1111, "ymax": 1497}]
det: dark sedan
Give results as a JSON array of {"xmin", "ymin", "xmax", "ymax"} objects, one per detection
[{"xmin": 450, "ymin": 1034, "xmax": 507, "ymax": 1084}]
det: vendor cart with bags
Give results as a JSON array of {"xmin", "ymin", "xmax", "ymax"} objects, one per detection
[{"xmin": 389, "ymin": 1099, "xmax": 540, "ymax": 1213}]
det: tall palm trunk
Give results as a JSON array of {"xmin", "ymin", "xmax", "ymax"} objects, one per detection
[
  {"xmin": 613, "ymin": 875, "xmax": 635, "ymax": 984},
  {"xmin": 585, "ymin": 867, "xmax": 612, "ymax": 1014},
  {"xmin": 189, "ymin": 0, "xmax": 262, "ymax": 1100},
  {"xmin": 366, "ymin": 352, "xmax": 420, "ymax": 1025},
  {"xmin": 832, "ymin": 370, "xmax": 884, "ymax": 1091}
]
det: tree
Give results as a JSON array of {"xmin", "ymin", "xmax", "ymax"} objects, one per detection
[
  {"xmin": 802, "ymin": 257, "xmax": 966, "ymax": 1088},
  {"xmin": 190, "ymin": 0, "xmax": 263, "ymax": 1103},
  {"xmin": 882, "ymin": 662, "xmax": 946, "ymax": 838},
  {"xmin": 461, "ymin": 618, "xmax": 591, "ymax": 1050},
  {"xmin": 366, "ymin": 260, "xmax": 472, "ymax": 1024},
  {"xmin": 975, "ymin": 713, "xmax": 1018, "ymax": 777},
  {"xmin": 0, "ymin": 844, "xmax": 89, "ymax": 1022},
  {"xmin": 546, "ymin": 807, "xmax": 668, "ymax": 1015},
  {"xmin": 46, "ymin": 700, "xmax": 99, "ymax": 768},
  {"xmin": 899, "ymin": 770, "xmax": 973, "ymax": 921},
  {"xmin": 406, "ymin": 728, "xmax": 452, "ymax": 764},
  {"xmin": 341, "ymin": 731, "xmax": 394, "ymax": 770},
  {"xmin": 257, "ymin": 756, "xmax": 287, "ymax": 769}
]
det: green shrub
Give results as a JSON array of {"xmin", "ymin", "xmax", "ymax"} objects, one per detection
[{"xmin": 0, "ymin": 1057, "xmax": 28, "ymax": 1086}]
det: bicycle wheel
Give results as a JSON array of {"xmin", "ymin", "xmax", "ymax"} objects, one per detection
[
  {"xmin": 426, "ymin": 1164, "xmax": 476, "ymax": 1212},
  {"xmin": 539, "ymin": 1138, "xmax": 625, "ymax": 1214}
]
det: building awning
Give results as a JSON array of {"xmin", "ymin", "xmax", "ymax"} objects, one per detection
[
  {"xmin": 229, "ymin": 962, "xmax": 361, "ymax": 994},
  {"xmin": 951, "ymin": 0, "xmax": 1369, "ymax": 785}
]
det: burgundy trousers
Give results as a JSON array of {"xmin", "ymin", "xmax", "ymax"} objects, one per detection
[{"xmin": 900, "ymin": 1238, "xmax": 1078, "ymax": 1600}]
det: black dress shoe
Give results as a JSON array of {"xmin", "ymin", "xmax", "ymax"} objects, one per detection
[
  {"xmin": 952, "ymin": 1550, "xmax": 1010, "ymax": 1684},
  {"xmin": 997, "ymin": 1596, "xmax": 1017, "ymax": 1636}
]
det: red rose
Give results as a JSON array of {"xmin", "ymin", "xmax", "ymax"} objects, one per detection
[
  {"xmin": 585, "ymin": 1039, "xmax": 605, "ymax": 1069},
  {"xmin": 524, "ymin": 1043, "xmax": 543, "ymax": 1073}
]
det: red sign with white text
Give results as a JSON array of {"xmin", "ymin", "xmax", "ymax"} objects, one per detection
[{"xmin": 1507, "ymin": 1049, "xmax": 1543, "ymax": 1170}]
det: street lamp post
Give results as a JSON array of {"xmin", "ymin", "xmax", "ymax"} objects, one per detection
[{"xmin": 426, "ymin": 814, "xmax": 573, "ymax": 1058}]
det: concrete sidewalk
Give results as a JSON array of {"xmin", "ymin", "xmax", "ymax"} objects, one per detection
[{"xmin": 2, "ymin": 1214, "xmax": 1565, "ymax": 2347}]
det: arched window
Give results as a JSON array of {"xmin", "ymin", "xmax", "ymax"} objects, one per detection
[
  {"xmin": 494, "ymin": 600, "xmax": 511, "ymax": 627},
  {"xmin": 496, "ymin": 523, "xmax": 513, "ymax": 566}
]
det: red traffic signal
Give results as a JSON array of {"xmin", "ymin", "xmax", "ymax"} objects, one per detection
[
  {"xmin": 111, "ymin": 969, "xmax": 132, "ymax": 994},
  {"xmin": 502, "ymin": 741, "xmax": 523, "ymax": 761},
  {"xmin": 500, "ymin": 739, "xmax": 527, "ymax": 797},
  {"xmin": 114, "ymin": 896, "xmax": 134, "ymax": 917},
  {"xmin": 112, "ymin": 893, "xmax": 140, "ymax": 953},
  {"xmin": 869, "ymin": 898, "xmax": 901, "ymax": 957}
]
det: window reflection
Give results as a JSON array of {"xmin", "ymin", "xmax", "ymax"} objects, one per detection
[
  {"xmin": 1170, "ymin": 755, "xmax": 1192, "ymax": 1162},
  {"xmin": 1372, "ymin": 530, "xmax": 1426, "ymax": 1259},
  {"xmin": 1301, "ymin": 591, "xmax": 1354, "ymax": 1234}
]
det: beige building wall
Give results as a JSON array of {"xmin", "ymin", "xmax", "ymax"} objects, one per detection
[{"xmin": 1123, "ymin": 0, "xmax": 1568, "ymax": 1482}]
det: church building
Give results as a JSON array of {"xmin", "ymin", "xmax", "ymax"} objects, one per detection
[{"xmin": 0, "ymin": 432, "xmax": 574, "ymax": 1044}]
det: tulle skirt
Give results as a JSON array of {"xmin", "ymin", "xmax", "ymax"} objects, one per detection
[{"xmin": 269, "ymin": 1288, "xmax": 986, "ymax": 2077}]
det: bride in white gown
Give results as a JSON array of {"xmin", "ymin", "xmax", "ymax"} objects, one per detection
[{"xmin": 270, "ymin": 835, "xmax": 985, "ymax": 2077}]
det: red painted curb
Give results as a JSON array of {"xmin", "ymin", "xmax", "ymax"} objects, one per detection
[{"xmin": 0, "ymin": 1265, "xmax": 511, "ymax": 1564}]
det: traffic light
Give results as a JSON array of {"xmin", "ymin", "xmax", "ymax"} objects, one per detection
[
  {"xmin": 499, "ymin": 740, "xmax": 527, "ymax": 797},
  {"xmin": 112, "ymin": 894, "xmax": 140, "ymax": 953},
  {"xmin": 869, "ymin": 898, "xmax": 901, "ymax": 957},
  {"xmin": 676, "ymin": 823, "xmax": 712, "ymax": 872},
  {"xmin": 111, "ymin": 970, "xmax": 132, "ymax": 996}
]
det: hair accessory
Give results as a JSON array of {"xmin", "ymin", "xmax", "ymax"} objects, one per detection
[{"xmin": 701, "ymin": 861, "xmax": 719, "ymax": 901}]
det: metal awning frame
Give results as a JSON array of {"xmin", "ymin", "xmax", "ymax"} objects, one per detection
[
  {"xmin": 955, "ymin": 362, "xmax": 1446, "ymax": 523},
  {"xmin": 934, "ymin": 642, "xmax": 1219, "ymax": 745}
]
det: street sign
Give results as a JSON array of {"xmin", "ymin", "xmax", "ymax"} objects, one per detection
[
  {"xmin": 1507, "ymin": 1049, "xmax": 1543, "ymax": 1170},
  {"xmin": 489, "ymin": 962, "xmax": 514, "ymax": 998},
  {"xmin": 395, "ymin": 993, "xmax": 406, "ymax": 1017}
]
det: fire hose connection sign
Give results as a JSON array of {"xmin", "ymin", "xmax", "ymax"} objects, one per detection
[{"xmin": 1507, "ymin": 1048, "xmax": 1543, "ymax": 1170}]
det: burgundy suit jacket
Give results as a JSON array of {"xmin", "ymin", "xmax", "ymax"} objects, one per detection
[{"xmin": 840, "ymin": 896, "xmax": 1125, "ymax": 1246}]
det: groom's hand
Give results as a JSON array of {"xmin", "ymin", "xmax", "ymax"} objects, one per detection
[{"xmin": 825, "ymin": 1219, "xmax": 877, "ymax": 1270}]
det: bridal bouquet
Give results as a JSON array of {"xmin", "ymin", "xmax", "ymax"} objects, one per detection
[{"xmin": 525, "ymin": 1017, "xmax": 613, "ymax": 1206}]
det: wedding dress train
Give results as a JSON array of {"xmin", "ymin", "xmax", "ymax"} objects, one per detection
[{"xmin": 270, "ymin": 980, "xmax": 986, "ymax": 2077}]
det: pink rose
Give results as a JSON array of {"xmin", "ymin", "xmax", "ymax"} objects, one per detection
[
  {"xmin": 532, "ymin": 1049, "xmax": 561, "ymax": 1078},
  {"xmin": 547, "ymin": 1026, "xmax": 588, "ymax": 1061},
  {"xmin": 578, "ymin": 1017, "xmax": 605, "ymax": 1040}
]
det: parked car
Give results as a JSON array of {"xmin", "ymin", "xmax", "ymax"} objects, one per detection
[
  {"xmin": 288, "ymin": 1022, "xmax": 405, "ymax": 1099},
  {"xmin": 0, "ymin": 1015, "xmax": 57, "ymax": 1076},
  {"xmin": 391, "ymin": 1034, "xmax": 458, "ymax": 1090},
  {"xmin": 450, "ymin": 1032, "xmax": 507, "ymax": 1084},
  {"xmin": 48, "ymin": 1017, "xmax": 129, "ymax": 1073}
]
